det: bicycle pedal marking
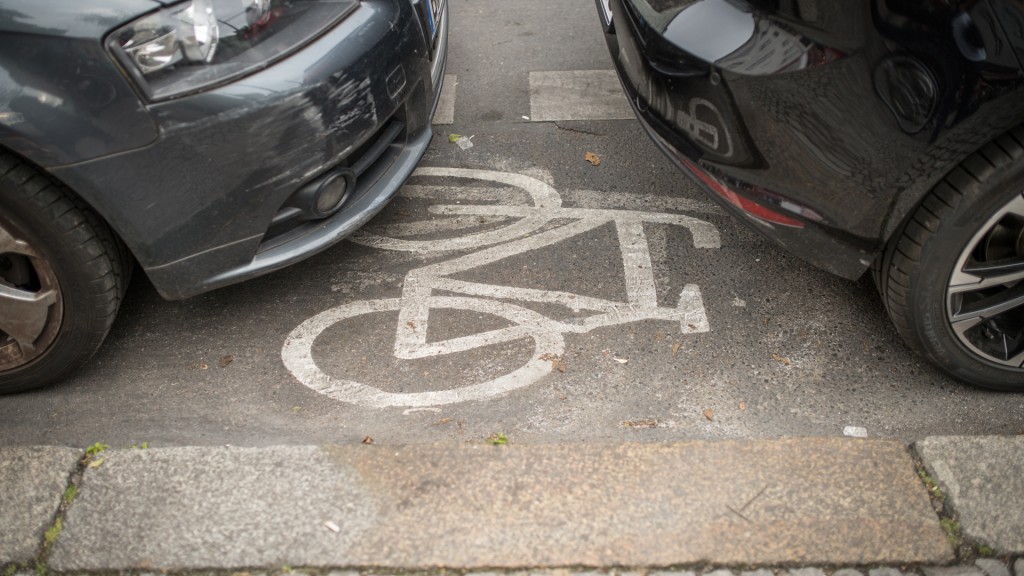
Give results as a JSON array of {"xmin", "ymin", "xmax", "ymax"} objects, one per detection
[{"xmin": 283, "ymin": 168, "xmax": 721, "ymax": 408}]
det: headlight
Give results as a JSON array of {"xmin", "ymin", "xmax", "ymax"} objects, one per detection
[{"xmin": 108, "ymin": 0, "xmax": 358, "ymax": 101}]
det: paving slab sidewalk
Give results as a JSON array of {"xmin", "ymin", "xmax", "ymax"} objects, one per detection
[
  {"xmin": 0, "ymin": 447, "xmax": 80, "ymax": 565},
  {"xmin": 35, "ymin": 438, "xmax": 952, "ymax": 571},
  {"xmin": 916, "ymin": 436, "xmax": 1024, "ymax": 554}
]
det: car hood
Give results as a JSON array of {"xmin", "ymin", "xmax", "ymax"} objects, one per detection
[{"xmin": 0, "ymin": 0, "xmax": 162, "ymax": 38}]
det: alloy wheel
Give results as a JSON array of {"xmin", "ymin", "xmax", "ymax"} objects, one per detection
[
  {"xmin": 947, "ymin": 193, "xmax": 1024, "ymax": 368},
  {"xmin": 0, "ymin": 216, "xmax": 62, "ymax": 372}
]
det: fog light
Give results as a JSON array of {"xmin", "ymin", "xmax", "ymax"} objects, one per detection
[{"xmin": 314, "ymin": 173, "xmax": 350, "ymax": 216}]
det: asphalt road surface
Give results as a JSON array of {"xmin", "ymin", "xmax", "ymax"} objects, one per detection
[{"xmin": 2, "ymin": 0, "xmax": 1023, "ymax": 448}]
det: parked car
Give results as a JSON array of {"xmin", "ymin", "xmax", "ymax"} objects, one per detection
[
  {"xmin": 597, "ymin": 0, "xmax": 1024, "ymax": 390},
  {"xmin": 0, "ymin": 0, "xmax": 449, "ymax": 392}
]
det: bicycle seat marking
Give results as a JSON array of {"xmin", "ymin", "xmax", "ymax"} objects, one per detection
[{"xmin": 282, "ymin": 168, "xmax": 721, "ymax": 408}]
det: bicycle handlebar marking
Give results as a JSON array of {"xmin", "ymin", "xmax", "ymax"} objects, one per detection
[{"xmin": 283, "ymin": 168, "xmax": 721, "ymax": 408}]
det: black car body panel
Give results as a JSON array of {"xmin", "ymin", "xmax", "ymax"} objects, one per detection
[
  {"xmin": 0, "ymin": 0, "xmax": 448, "ymax": 299},
  {"xmin": 600, "ymin": 0, "xmax": 1024, "ymax": 279}
]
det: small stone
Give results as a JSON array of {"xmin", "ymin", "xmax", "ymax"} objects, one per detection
[
  {"xmin": 869, "ymin": 569, "xmax": 906, "ymax": 576},
  {"xmin": 923, "ymin": 567, "xmax": 985, "ymax": 576},
  {"xmin": 976, "ymin": 559, "xmax": 1011, "ymax": 576},
  {"xmin": 834, "ymin": 570, "xmax": 864, "ymax": 576}
]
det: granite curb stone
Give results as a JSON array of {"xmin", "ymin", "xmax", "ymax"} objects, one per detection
[
  {"xmin": 0, "ymin": 446, "xmax": 81, "ymax": 564},
  {"xmin": 48, "ymin": 439, "xmax": 951, "ymax": 570},
  {"xmin": 915, "ymin": 436, "xmax": 1024, "ymax": 553}
]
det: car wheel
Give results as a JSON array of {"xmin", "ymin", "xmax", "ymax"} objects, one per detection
[
  {"xmin": 879, "ymin": 126, "xmax": 1024, "ymax": 390},
  {"xmin": 0, "ymin": 154, "xmax": 127, "ymax": 393}
]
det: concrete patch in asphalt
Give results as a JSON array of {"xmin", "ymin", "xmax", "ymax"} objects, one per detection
[
  {"xmin": 915, "ymin": 435, "xmax": 1024, "ymax": 553},
  {"xmin": 0, "ymin": 446, "xmax": 80, "ymax": 564},
  {"xmin": 51, "ymin": 439, "xmax": 950, "ymax": 570}
]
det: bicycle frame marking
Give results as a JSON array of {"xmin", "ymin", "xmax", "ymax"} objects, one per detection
[{"xmin": 283, "ymin": 168, "xmax": 721, "ymax": 408}]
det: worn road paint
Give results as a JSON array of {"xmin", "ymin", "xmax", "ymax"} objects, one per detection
[
  {"xmin": 528, "ymin": 70, "xmax": 634, "ymax": 121},
  {"xmin": 283, "ymin": 168, "xmax": 719, "ymax": 408},
  {"xmin": 432, "ymin": 74, "xmax": 457, "ymax": 125}
]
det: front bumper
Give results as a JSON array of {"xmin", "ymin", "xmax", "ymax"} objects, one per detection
[{"xmin": 53, "ymin": 0, "xmax": 449, "ymax": 299}]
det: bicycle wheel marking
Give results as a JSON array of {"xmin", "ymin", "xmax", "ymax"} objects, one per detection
[
  {"xmin": 282, "ymin": 297, "xmax": 564, "ymax": 408},
  {"xmin": 283, "ymin": 168, "xmax": 721, "ymax": 408}
]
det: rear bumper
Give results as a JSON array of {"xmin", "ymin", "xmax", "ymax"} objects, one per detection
[
  {"xmin": 53, "ymin": 0, "xmax": 449, "ymax": 299},
  {"xmin": 599, "ymin": 0, "xmax": 882, "ymax": 280}
]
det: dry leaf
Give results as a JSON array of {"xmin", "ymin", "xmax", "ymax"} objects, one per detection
[
  {"xmin": 703, "ymin": 408, "xmax": 714, "ymax": 421},
  {"xmin": 362, "ymin": 436, "xmax": 374, "ymax": 445},
  {"xmin": 433, "ymin": 418, "xmax": 452, "ymax": 426},
  {"xmin": 671, "ymin": 341, "xmax": 683, "ymax": 357},
  {"xmin": 219, "ymin": 355, "xmax": 233, "ymax": 368},
  {"xmin": 772, "ymin": 353, "xmax": 792, "ymax": 366},
  {"xmin": 584, "ymin": 151, "xmax": 601, "ymax": 166},
  {"xmin": 739, "ymin": 401, "xmax": 747, "ymax": 411},
  {"xmin": 88, "ymin": 458, "xmax": 104, "ymax": 468}
]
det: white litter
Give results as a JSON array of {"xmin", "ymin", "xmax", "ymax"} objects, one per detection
[
  {"xmin": 842, "ymin": 426, "xmax": 868, "ymax": 438},
  {"xmin": 324, "ymin": 520, "xmax": 341, "ymax": 533}
]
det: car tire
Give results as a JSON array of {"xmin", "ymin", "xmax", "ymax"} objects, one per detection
[
  {"xmin": 0, "ymin": 154, "xmax": 127, "ymax": 393},
  {"xmin": 878, "ymin": 126, "xmax": 1024, "ymax": 391}
]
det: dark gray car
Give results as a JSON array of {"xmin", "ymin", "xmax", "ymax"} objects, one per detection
[{"xmin": 0, "ymin": 0, "xmax": 448, "ymax": 392}]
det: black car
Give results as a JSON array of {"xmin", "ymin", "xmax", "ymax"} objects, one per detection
[
  {"xmin": 0, "ymin": 0, "xmax": 448, "ymax": 392},
  {"xmin": 597, "ymin": 0, "xmax": 1024, "ymax": 390}
]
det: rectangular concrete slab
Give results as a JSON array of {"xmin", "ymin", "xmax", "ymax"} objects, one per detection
[
  {"xmin": 915, "ymin": 436, "xmax": 1024, "ymax": 554},
  {"xmin": 0, "ymin": 446, "xmax": 80, "ymax": 564},
  {"xmin": 529, "ymin": 70, "xmax": 634, "ymax": 121},
  {"xmin": 52, "ymin": 439, "xmax": 952, "ymax": 571}
]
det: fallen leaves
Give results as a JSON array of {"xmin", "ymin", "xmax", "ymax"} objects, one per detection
[
  {"xmin": 362, "ymin": 436, "xmax": 374, "ymax": 445},
  {"xmin": 771, "ymin": 353, "xmax": 792, "ymax": 366},
  {"xmin": 539, "ymin": 353, "xmax": 567, "ymax": 372},
  {"xmin": 219, "ymin": 355, "xmax": 233, "ymax": 368},
  {"xmin": 584, "ymin": 151, "xmax": 601, "ymax": 166},
  {"xmin": 703, "ymin": 408, "xmax": 714, "ymax": 421}
]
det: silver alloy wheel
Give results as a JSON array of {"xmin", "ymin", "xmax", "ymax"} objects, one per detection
[
  {"xmin": 947, "ymin": 192, "xmax": 1024, "ymax": 368},
  {"xmin": 0, "ymin": 217, "xmax": 62, "ymax": 372}
]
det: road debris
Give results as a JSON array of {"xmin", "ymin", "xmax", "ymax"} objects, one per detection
[
  {"xmin": 539, "ymin": 352, "xmax": 567, "ymax": 372},
  {"xmin": 703, "ymin": 408, "xmax": 714, "ymax": 421},
  {"xmin": 672, "ymin": 341, "xmax": 683, "ymax": 357},
  {"xmin": 621, "ymin": 418, "xmax": 658, "ymax": 429},
  {"xmin": 448, "ymin": 133, "xmax": 474, "ymax": 150},
  {"xmin": 771, "ymin": 353, "xmax": 792, "ymax": 366},
  {"xmin": 219, "ymin": 355, "xmax": 233, "ymax": 368},
  {"xmin": 487, "ymin": 433, "xmax": 508, "ymax": 445},
  {"xmin": 323, "ymin": 520, "xmax": 341, "ymax": 533},
  {"xmin": 362, "ymin": 436, "xmax": 374, "ymax": 445},
  {"xmin": 739, "ymin": 401, "xmax": 747, "ymax": 411},
  {"xmin": 584, "ymin": 151, "xmax": 601, "ymax": 166}
]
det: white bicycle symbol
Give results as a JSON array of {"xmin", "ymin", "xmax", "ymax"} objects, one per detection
[{"xmin": 282, "ymin": 167, "xmax": 721, "ymax": 408}]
